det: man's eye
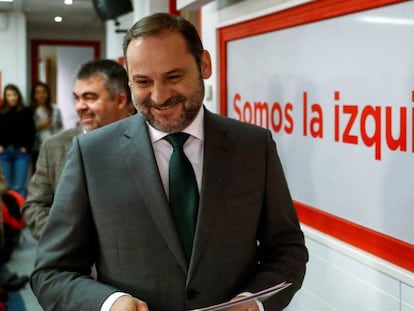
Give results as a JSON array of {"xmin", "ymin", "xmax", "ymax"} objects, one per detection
[
  {"xmin": 168, "ymin": 74, "xmax": 181, "ymax": 81},
  {"xmin": 82, "ymin": 94, "xmax": 98, "ymax": 102},
  {"xmin": 133, "ymin": 79, "xmax": 149, "ymax": 87}
]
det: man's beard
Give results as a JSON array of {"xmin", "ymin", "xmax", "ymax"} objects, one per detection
[{"xmin": 133, "ymin": 86, "xmax": 204, "ymax": 133}]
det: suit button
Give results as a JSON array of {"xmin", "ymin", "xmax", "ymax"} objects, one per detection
[{"xmin": 186, "ymin": 289, "xmax": 199, "ymax": 300}]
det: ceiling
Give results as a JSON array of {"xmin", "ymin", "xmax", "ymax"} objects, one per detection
[{"xmin": 0, "ymin": 0, "xmax": 105, "ymax": 30}]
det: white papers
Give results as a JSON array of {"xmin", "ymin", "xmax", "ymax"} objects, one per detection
[{"xmin": 188, "ymin": 281, "xmax": 292, "ymax": 311}]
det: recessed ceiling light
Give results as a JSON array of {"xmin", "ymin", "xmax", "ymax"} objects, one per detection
[
  {"xmin": 54, "ymin": 16, "xmax": 63, "ymax": 23},
  {"xmin": 0, "ymin": 0, "xmax": 14, "ymax": 2},
  {"xmin": 64, "ymin": 0, "xmax": 73, "ymax": 5}
]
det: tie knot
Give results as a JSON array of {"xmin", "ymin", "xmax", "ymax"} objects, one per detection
[{"xmin": 164, "ymin": 133, "xmax": 190, "ymax": 148}]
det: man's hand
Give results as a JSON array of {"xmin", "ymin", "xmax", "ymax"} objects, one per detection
[
  {"xmin": 110, "ymin": 295, "xmax": 149, "ymax": 311},
  {"xmin": 228, "ymin": 295, "xmax": 260, "ymax": 311}
]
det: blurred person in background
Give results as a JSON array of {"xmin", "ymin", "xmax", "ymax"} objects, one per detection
[
  {"xmin": 0, "ymin": 84, "xmax": 36, "ymax": 198},
  {"xmin": 0, "ymin": 165, "xmax": 6, "ymax": 248},
  {"xmin": 22, "ymin": 59, "xmax": 135, "ymax": 241},
  {"xmin": 30, "ymin": 81, "xmax": 63, "ymax": 169},
  {"xmin": 0, "ymin": 163, "xmax": 29, "ymax": 302}
]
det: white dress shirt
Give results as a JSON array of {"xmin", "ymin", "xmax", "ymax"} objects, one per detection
[{"xmin": 149, "ymin": 107, "xmax": 204, "ymax": 196}]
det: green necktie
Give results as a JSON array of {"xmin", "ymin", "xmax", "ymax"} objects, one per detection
[{"xmin": 164, "ymin": 133, "xmax": 199, "ymax": 262}]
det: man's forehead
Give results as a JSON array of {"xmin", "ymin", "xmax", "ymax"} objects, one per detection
[
  {"xmin": 75, "ymin": 75, "xmax": 103, "ymax": 87},
  {"xmin": 73, "ymin": 84, "xmax": 102, "ymax": 97},
  {"xmin": 75, "ymin": 74, "xmax": 104, "ymax": 84},
  {"xmin": 126, "ymin": 31, "xmax": 188, "ymax": 55}
]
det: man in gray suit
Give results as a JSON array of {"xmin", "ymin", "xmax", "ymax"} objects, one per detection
[
  {"xmin": 22, "ymin": 59, "xmax": 135, "ymax": 240},
  {"xmin": 31, "ymin": 13, "xmax": 308, "ymax": 311}
]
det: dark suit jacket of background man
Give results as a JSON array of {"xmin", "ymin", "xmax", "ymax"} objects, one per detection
[
  {"xmin": 31, "ymin": 108, "xmax": 308, "ymax": 311},
  {"xmin": 22, "ymin": 127, "xmax": 82, "ymax": 240}
]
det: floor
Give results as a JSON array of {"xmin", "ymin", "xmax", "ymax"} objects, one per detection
[{"xmin": 5, "ymin": 228, "xmax": 43, "ymax": 311}]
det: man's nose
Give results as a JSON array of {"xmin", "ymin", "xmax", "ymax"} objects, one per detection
[
  {"xmin": 151, "ymin": 82, "xmax": 171, "ymax": 106},
  {"xmin": 75, "ymin": 100, "xmax": 88, "ymax": 110}
]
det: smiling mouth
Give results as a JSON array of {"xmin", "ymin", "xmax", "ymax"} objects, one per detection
[
  {"xmin": 150, "ymin": 96, "xmax": 186, "ymax": 111},
  {"xmin": 80, "ymin": 114, "xmax": 94, "ymax": 122},
  {"xmin": 152, "ymin": 102, "xmax": 179, "ymax": 111}
]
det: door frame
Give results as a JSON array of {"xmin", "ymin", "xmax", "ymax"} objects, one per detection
[{"xmin": 30, "ymin": 39, "xmax": 100, "ymax": 85}]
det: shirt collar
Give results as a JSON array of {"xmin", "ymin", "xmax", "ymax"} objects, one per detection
[{"xmin": 147, "ymin": 106, "xmax": 204, "ymax": 143}]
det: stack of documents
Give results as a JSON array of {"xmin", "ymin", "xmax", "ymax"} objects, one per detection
[{"xmin": 188, "ymin": 281, "xmax": 292, "ymax": 311}]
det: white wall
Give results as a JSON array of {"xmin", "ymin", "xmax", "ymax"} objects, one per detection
[
  {"xmin": 286, "ymin": 226, "xmax": 414, "ymax": 310},
  {"xmin": 201, "ymin": 0, "xmax": 311, "ymax": 113},
  {"xmin": 105, "ymin": 0, "xmax": 171, "ymax": 61},
  {"xmin": 200, "ymin": 0, "xmax": 414, "ymax": 310},
  {"xmin": 105, "ymin": 12, "xmax": 134, "ymax": 61},
  {"xmin": 28, "ymin": 25, "xmax": 105, "ymax": 42},
  {"xmin": 0, "ymin": 12, "xmax": 27, "ymax": 100}
]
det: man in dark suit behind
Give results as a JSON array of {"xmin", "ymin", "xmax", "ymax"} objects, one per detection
[
  {"xmin": 31, "ymin": 13, "xmax": 308, "ymax": 311},
  {"xmin": 22, "ymin": 59, "xmax": 135, "ymax": 240}
]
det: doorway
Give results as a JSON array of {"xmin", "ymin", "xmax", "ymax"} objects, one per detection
[{"xmin": 30, "ymin": 39, "xmax": 100, "ymax": 128}]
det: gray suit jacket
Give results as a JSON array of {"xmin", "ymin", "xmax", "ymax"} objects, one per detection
[
  {"xmin": 22, "ymin": 127, "xmax": 82, "ymax": 240},
  {"xmin": 31, "ymin": 109, "xmax": 308, "ymax": 311}
]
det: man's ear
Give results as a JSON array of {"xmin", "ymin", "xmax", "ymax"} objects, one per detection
[
  {"xmin": 117, "ymin": 92, "xmax": 128, "ymax": 109},
  {"xmin": 200, "ymin": 50, "xmax": 212, "ymax": 79}
]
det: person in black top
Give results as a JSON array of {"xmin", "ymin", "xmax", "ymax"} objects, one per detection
[{"xmin": 0, "ymin": 84, "xmax": 36, "ymax": 197}]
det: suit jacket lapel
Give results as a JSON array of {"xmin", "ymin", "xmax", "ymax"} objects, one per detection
[
  {"xmin": 188, "ymin": 109, "xmax": 232, "ymax": 281},
  {"xmin": 121, "ymin": 115, "xmax": 188, "ymax": 273},
  {"xmin": 64, "ymin": 127, "xmax": 82, "ymax": 155}
]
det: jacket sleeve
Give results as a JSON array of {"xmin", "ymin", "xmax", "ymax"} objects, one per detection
[
  {"xmin": 245, "ymin": 131, "xmax": 308, "ymax": 310},
  {"xmin": 22, "ymin": 141, "xmax": 54, "ymax": 240},
  {"xmin": 30, "ymin": 137, "xmax": 118, "ymax": 310}
]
